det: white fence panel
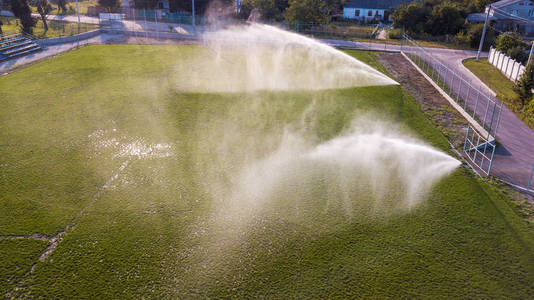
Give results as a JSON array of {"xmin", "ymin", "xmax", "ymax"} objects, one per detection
[{"xmin": 488, "ymin": 47, "xmax": 525, "ymax": 82}]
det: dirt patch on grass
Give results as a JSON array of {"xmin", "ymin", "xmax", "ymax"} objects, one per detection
[{"xmin": 376, "ymin": 52, "xmax": 467, "ymax": 148}]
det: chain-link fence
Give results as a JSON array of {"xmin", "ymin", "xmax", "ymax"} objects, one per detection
[
  {"xmin": 402, "ymin": 33, "xmax": 534, "ymax": 194},
  {"xmin": 0, "ymin": 16, "xmax": 99, "ymax": 38}
]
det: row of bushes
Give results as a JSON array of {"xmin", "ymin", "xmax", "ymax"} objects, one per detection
[{"xmin": 388, "ymin": 23, "xmax": 495, "ymax": 49}]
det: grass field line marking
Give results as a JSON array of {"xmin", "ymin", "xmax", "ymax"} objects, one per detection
[
  {"xmin": 0, "ymin": 233, "xmax": 57, "ymax": 242},
  {"xmin": 7, "ymin": 159, "xmax": 133, "ymax": 296}
]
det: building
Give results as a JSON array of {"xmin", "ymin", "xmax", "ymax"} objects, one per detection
[
  {"xmin": 342, "ymin": 0, "xmax": 410, "ymax": 22},
  {"xmin": 468, "ymin": 0, "xmax": 534, "ymax": 36}
]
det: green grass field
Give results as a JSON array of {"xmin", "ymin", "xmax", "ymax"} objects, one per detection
[{"xmin": 1, "ymin": 45, "xmax": 533, "ymax": 298}]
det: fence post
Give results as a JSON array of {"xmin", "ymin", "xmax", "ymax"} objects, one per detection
[
  {"xmin": 487, "ymin": 101, "xmax": 498, "ymax": 139},
  {"xmin": 464, "ymin": 82, "xmax": 471, "ymax": 111},
  {"xmin": 155, "ymin": 12, "xmax": 159, "ymax": 40},
  {"xmin": 464, "ymin": 125, "xmax": 470, "ymax": 152},
  {"xmin": 473, "ymin": 87, "xmax": 481, "ymax": 118},
  {"xmin": 528, "ymin": 166, "xmax": 534, "ymax": 191},
  {"xmin": 144, "ymin": 9, "xmax": 148, "ymax": 40},
  {"xmin": 483, "ymin": 98, "xmax": 490, "ymax": 127},
  {"xmin": 133, "ymin": 9, "xmax": 138, "ymax": 38}
]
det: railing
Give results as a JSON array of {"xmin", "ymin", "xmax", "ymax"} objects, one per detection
[
  {"xmin": 402, "ymin": 33, "xmax": 534, "ymax": 195},
  {"xmin": 402, "ymin": 33, "xmax": 503, "ymax": 140}
]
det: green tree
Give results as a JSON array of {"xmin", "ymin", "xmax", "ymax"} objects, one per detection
[
  {"xmin": 425, "ymin": 2, "xmax": 464, "ymax": 36},
  {"xmin": 514, "ymin": 62, "xmax": 534, "ymax": 107},
  {"xmin": 9, "ymin": 0, "xmax": 36, "ymax": 34},
  {"xmin": 475, "ymin": 0, "xmax": 495, "ymax": 11},
  {"xmin": 285, "ymin": 0, "xmax": 328, "ymax": 24},
  {"xmin": 35, "ymin": 0, "xmax": 52, "ymax": 32},
  {"xmin": 168, "ymin": 0, "xmax": 233, "ymax": 15},
  {"xmin": 496, "ymin": 32, "xmax": 528, "ymax": 53},
  {"xmin": 456, "ymin": 23, "xmax": 496, "ymax": 49},
  {"xmin": 98, "ymin": 0, "xmax": 120, "ymax": 12},
  {"xmin": 56, "ymin": 0, "xmax": 67, "ymax": 14},
  {"xmin": 239, "ymin": 0, "xmax": 282, "ymax": 21},
  {"xmin": 507, "ymin": 45, "xmax": 529, "ymax": 64},
  {"xmin": 134, "ymin": 0, "xmax": 158, "ymax": 10},
  {"xmin": 391, "ymin": 2, "xmax": 427, "ymax": 33}
]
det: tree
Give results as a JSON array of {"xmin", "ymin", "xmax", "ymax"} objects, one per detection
[
  {"xmin": 514, "ymin": 62, "xmax": 534, "ymax": 107},
  {"xmin": 9, "ymin": 0, "xmax": 36, "ymax": 34},
  {"xmin": 496, "ymin": 32, "xmax": 528, "ymax": 53},
  {"xmin": 134, "ymin": 0, "xmax": 159, "ymax": 10},
  {"xmin": 391, "ymin": 2, "xmax": 428, "ymax": 33},
  {"xmin": 239, "ymin": 0, "xmax": 286, "ymax": 21},
  {"xmin": 285, "ymin": 0, "xmax": 328, "ymax": 24},
  {"xmin": 507, "ymin": 45, "xmax": 529, "ymax": 64},
  {"xmin": 98, "ymin": 0, "xmax": 120, "ymax": 12},
  {"xmin": 35, "ymin": 0, "xmax": 52, "ymax": 32},
  {"xmin": 474, "ymin": 0, "xmax": 495, "ymax": 12},
  {"xmin": 425, "ymin": 2, "xmax": 464, "ymax": 36},
  {"xmin": 456, "ymin": 23, "xmax": 496, "ymax": 49},
  {"xmin": 57, "ymin": 0, "xmax": 67, "ymax": 15}
]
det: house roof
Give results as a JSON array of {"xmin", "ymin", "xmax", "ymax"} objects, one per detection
[
  {"xmin": 467, "ymin": 13, "xmax": 498, "ymax": 23},
  {"xmin": 344, "ymin": 0, "xmax": 410, "ymax": 10},
  {"xmin": 489, "ymin": 0, "xmax": 529, "ymax": 9}
]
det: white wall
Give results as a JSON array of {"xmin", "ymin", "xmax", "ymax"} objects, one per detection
[{"xmin": 343, "ymin": 7, "xmax": 387, "ymax": 21}]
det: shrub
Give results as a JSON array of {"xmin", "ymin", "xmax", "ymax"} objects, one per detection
[
  {"xmin": 456, "ymin": 23, "xmax": 496, "ymax": 50},
  {"xmin": 514, "ymin": 62, "xmax": 534, "ymax": 107},
  {"xmin": 496, "ymin": 32, "xmax": 528, "ymax": 53},
  {"xmin": 388, "ymin": 28, "xmax": 403, "ymax": 39},
  {"xmin": 507, "ymin": 45, "xmax": 529, "ymax": 64}
]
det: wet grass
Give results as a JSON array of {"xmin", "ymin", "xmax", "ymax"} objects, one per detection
[{"xmin": 0, "ymin": 45, "xmax": 533, "ymax": 298}]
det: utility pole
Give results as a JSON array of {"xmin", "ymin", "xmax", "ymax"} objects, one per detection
[
  {"xmin": 528, "ymin": 41, "xmax": 534, "ymax": 65},
  {"xmin": 477, "ymin": 5, "xmax": 491, "ymax": 61}
]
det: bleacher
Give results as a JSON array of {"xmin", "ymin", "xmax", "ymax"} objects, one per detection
[{"xmin": 0, "ymin": 33, "xmax": 41, "ymax": 62}]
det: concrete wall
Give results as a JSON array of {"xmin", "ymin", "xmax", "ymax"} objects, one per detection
[
  {"xmin": 35, "ymin": 29, "xmax": 103, "ymax": 46},
  {"xmin": 101, "ymin": 28, "xmax": 196, "ymax": 40},
  {"xmin": 488, "ymin": 47, "xmax": 526, "ymax": 82}
]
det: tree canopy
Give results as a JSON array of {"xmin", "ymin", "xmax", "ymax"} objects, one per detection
[
  {"xmin": 9, "ymin": 0, "xmax": 36, "ymax": 34},
  {"xmin": 99, "ymin": 0, "xmax": 121, "ymax": 12}
]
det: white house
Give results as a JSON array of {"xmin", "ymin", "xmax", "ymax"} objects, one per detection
[
  {"xmin": 468, "ymin": 0, "xmax": 534, "ymax": 36},
  {"xmin": 343, "ymin": 0, "xmax": 410, "ymax": 22}
]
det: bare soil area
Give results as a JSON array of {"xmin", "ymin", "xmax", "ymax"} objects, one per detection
[{"xmin": 377, "ymin": 52, "xmax": 467, "ymax": 148}]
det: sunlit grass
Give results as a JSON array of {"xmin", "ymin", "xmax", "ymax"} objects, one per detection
[{"xmin": 0, "ymin": 45, "xmax": 533, "ymax": 298}]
